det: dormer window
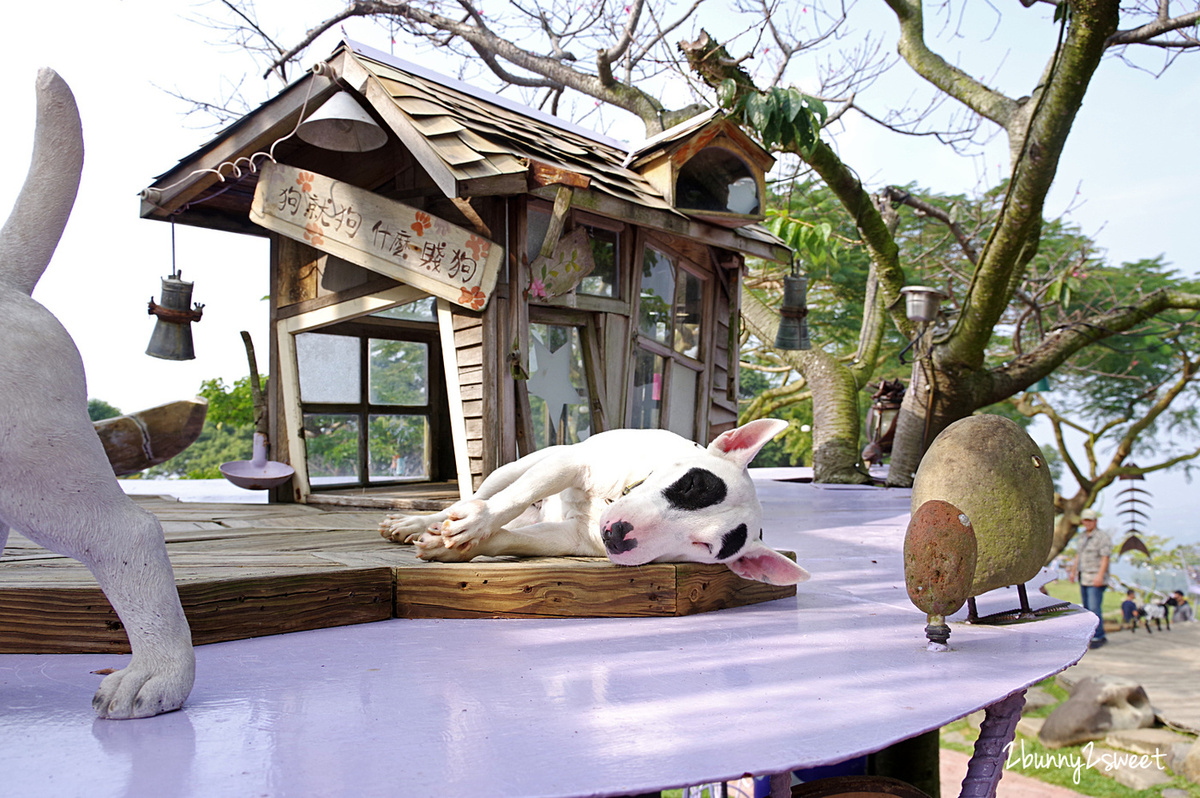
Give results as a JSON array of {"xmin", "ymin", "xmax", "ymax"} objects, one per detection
[
  {"xmin": 624, "ymin": 110, "xmax": 774, "ymax": 228},
  {"xmin": 675, "ymin": 148, "xmax": 760, "ymax": 216}
]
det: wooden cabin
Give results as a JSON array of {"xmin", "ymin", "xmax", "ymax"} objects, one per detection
[{"xmin": 141, "ymin": 40, "xmax": 789, "ymax": 507}]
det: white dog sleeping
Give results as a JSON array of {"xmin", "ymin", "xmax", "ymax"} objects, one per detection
[
  {"xmin": 0, "ymin": 70, "xmax": 194, "ymax": 718},
  {"xmin": 381, "ymin": 418, "xmax": 810, "ymax": 586}
]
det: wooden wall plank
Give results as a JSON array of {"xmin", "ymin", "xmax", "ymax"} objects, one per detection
[
  {"xmin": 396, "ymin": 560, "xmax": 676, "ymax": 618},
  {"xmin": 0, "ymin": 568, "xmax": 393, "ymax": 654}
]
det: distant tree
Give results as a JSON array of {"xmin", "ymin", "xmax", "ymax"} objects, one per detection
[
  {"xmin": 1010, "ymin": 256, "xmax": 1200, "ymax": 559},
  {"xmin": 87, "ymin": 398, "xmax": 122, "ymax": 422},
  {"xmin": 198, "ymin": 376, "xmax": 262, "ymax": 428},
  {"xmin": 143, "ymin": 376, "xmax": 261, "ymax": 478}
]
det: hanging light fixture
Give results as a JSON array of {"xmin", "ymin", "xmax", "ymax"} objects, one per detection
[
  {"xmin": 900, "ymin": 285, "xmax": 946, "ymax": 322},
  {"xmin": 774, "ymin": 261, "xmax": 811, "ymax": 351},
  {"xmin": 146, "ymin": 219, "xmax": 204, "ymax": 361},
  {"xmin": 296, "ymin": 90, "xmax": 388, "ymax": 153}
]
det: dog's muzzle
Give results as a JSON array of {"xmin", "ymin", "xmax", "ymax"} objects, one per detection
[{"xmin": 602, "ymin": 520, "xmax": 637, "ymax": 554}]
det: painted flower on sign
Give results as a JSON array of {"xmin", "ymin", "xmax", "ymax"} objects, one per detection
[
  {"xmin": 528, "ymin": 277, "xmax": 548, "ymax": 299},
  {"xmin": 459, "ymin": 286, "xmax": 487, "ymax": 310},
  {"xmin": 297, "ymin": 171, "xmax": 315, "ymax": 192},
  {"xmin": 466, "ymin": 235, "xmax": 491, "ymax": 261},
  {"xmin": 411, "ymin": 212, "xmax": 432, "ymax": 236},
  {"xmin": 304, "ymin": 221, "xmax": 325, "ymax": 246}
]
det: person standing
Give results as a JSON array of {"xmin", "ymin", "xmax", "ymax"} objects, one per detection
[
  {"xmin": 1172, "ymin": 590, "xmax": 1194, "ymax": 623},
  {"xmin": 1072, "ymin": 508, "xmax": 1112, "ymax": 648}
]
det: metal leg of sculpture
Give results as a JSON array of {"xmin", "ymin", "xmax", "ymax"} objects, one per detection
[{"xmin": 958, "ymin": 689, "xmax": 1026, "ymax": 798}]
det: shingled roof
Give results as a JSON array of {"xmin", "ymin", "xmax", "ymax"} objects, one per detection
[{"xmin": 141, "ymin": 40, "xmax": 786, "ymax": 261}]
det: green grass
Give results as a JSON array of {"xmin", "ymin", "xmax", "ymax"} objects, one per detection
[{"xmin": 1043, "ymin": 580, "xmax": 1125, "ymax": 623}]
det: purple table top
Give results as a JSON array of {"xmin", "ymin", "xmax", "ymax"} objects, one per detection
[{"xmin": 1, "ymin": 478, "xmax": 1094, "ymax": 797}]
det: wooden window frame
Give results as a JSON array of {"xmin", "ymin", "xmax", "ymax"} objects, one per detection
[{"xmin": 626, "ymin": 233, "xmax": 712, "ymax": 439}]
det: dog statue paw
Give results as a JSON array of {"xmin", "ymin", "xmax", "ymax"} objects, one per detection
[
  {"xmin": 438, "ymin": 499, "xmax": 495, "ymax": 549},
  {"xmin": 414, "ymin": 530, "xmax": 478, "ymax": 562},
  {"xmin": 379, "ymin": 511, "xmax": 442, "ymax": 543},
  {"xmin": 93, "ymin": 649, "xmax": 196, "ymax": 719}
]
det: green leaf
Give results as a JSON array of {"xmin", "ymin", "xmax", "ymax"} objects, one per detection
[{"xmin": 717, "ymin": 79, "xmax": 738, "ymax": 108}]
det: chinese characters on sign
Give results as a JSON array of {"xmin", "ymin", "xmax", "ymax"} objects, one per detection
[{"xmin": 250, "ymin": 161, "xmax": 501, "ymax": 310}]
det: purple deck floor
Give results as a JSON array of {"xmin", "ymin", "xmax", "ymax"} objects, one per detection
[{"xmin": 1, "ymin": 478, "xmax": 1095, "ymax": 797}]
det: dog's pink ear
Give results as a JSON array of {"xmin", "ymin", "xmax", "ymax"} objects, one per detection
[
  {"xmin": 708, "ymin": 419, "xmax": 790, "ymax": 469},
  {"xmin": 726, "ymin": 543, "xmax": 811, "ymax": 585}
]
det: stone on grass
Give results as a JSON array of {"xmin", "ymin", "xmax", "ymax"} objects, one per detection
[
  {"xmin": 1105, "ymin": 727, "xmax": 1193, "ymax": 758},
  {"xmin": 1016, "ymin": 716, "xmax": 1044, "ymax": 740},
  {"xmin": 1180, "ymin": 738, "xmax": 1200, "ymax": 784},
  {"xmin": 1022, "ymin": 686, "xmax": 1058, "ymax": 713},
  {"xmin": 1111, "ymin": 759, "xmax": 1172, "ymax": 791},
  {"xmin": 1038, "ymin": 676, "xmax": 1154, "ymax": 748}
]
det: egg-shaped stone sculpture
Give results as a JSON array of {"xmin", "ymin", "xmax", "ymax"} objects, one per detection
[
  {"xmin": 905, "ymin": 499, "xmax": 978, "ymax": 619},
  {"xmin": 911, "ymin": 414, "xmax": 1054, "ymax": 597}
]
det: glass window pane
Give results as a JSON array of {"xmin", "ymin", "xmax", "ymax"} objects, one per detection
[
  {"xmin": 674, "ymin": 269, "xmax": 704, "ymax": 360},
  {"xmin": 369, "ymin": 415, "xmax": 429, "ymax": 481},
  {"xmin": 630, "ymin": 349, "xmax": 664, "ymax": 429},
  {"xmin": 579, "ymin": 224, "xmax": 618, "ymax": 298},
  {"xmin": 372, "ymin": 297, "xmax": 437, "ymax": 322},
  {"xmin": 369, "ymin": 339, "xmax": 428, "ymax": 405},
  {"xmin": 638, "ymin": 247, "xmax": 675, "ymax": 344},
  {"xmin": 667, "ymin": 362, "xmax": 698, "ymax": 439},
  {"xmin": 303, "ymin": 413, "xmax": 359, "ymax": 484},
  {"xmin": 526, "ymin": 207, "xmax": 552, "ymax": 261},
  {"xmin": 528, "ymin": 324, "xmax": 591, "ymax": 449},
  {"xmin": 297, "ymin": 333, "xmax": 360, "ymax": 404}
]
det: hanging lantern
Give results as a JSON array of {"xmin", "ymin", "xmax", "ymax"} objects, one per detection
[
  {"xmin": 774, "ymin": 273, "xmax": 811, "ymax": 351},
  {"xmin": 900, "ymin": 285, "xmax": 946, "ymax": 322},
  {"xmin": 147, "ymin": 270, "xmax": 204, "ymax": 360},
  {"xmin": 296, "ymin": 90, "xmax": 388, "ymax": 152}
]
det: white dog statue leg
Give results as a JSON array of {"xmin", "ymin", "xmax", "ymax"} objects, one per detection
[
  {"xmin": 416, "ymin": 518, "xmax": 602, "ymax": 561},
  {"xmin": 379, "ymin": 445, "xmax": 561, "ymax": 543},
  {"xmin": 0, "ymin": 69, "xmax": 194, "ymax": 718}
]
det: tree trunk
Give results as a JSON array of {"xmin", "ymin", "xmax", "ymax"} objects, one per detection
[
  {"xmin": 1050, "ymin": 490, "xmax": 1090, "ymax": 563},
  {"xmin": 885, "ymin": 341, "xmax": 984, "ymax": 487},
  {"xmin": 741, "ymin": 292, "xmax": 869, "ymax": 483}
]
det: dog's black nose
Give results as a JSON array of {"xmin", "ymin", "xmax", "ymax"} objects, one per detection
[{"xmin": 602, "ymin": 521, "xmax": 637, "ymax": 554}]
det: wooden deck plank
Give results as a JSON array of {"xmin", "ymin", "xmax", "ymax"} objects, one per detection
[{"xmin": 0, "ymin": 500, "xmax": 795, "ymax": 652}]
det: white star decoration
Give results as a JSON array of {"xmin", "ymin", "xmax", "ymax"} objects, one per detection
[{"xmin": 527, "ymin": 333, "xmax": 586, "ymax": 430}]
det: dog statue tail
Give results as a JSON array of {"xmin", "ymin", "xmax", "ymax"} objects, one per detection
[{"xmin": 0, "ymin": 68, "xmax": 84, "ymax": 295}]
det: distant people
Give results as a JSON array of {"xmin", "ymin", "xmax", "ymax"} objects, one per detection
[
  {"xmin": 1171, "ymin": 590, "xmax": 1193, "ymax": 623},
  {"xmin": 1121, "ymin": 589, "xmax": 1140, "ymax": 632},
  {"xmin": 1070, "ymin": 509, "xmax": 1111, "ymax": 648}
]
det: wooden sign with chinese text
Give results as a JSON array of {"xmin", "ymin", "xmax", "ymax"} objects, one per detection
[{"xmin": 250, "ymin": 162, "xmax": 501, "ymax": 310}]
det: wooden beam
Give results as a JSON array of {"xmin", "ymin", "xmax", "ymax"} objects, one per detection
[
  {"xmin": 280, "ymin": 285, "xmax": 427, "ymax": 335},
  {"xmin": 141, "ymin": 72, "xmax": 338, "ymax": 218},
  {"xmin": 527, "ymin": 160, "xmax": 591, "ymax": 190},
  {"xmin": 437, "ymin": 299, "xmax": 475, "ymax": 500},
  {"xmin": 274, "ymin": 321, "xmax": 310, "ymax": 502},
  {"xmin": 528, "ymin": 185, "xmax": 790, "ymax": 263}
]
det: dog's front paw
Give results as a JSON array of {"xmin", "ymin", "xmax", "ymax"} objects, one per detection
[
  {"xmin": 414, "ymin": 531, "xmax": 477, "ymax": 562},
  {"xmin": 440, "ymin": 500, "xmax": 494, "ymax": 550},
  {"xmin": 380, "ymin": 512, "xmax": 439, "ymax": 543},
  {"xmin": 92, "ymin": 650, "xmax": 195, "ymax": 719}
]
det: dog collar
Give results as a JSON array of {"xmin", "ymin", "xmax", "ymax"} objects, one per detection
[{"xmin": 621, "ymin": 476, "xmax": 647, "ymax": 496}]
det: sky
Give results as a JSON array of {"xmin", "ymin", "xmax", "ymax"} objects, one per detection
[{"xmin": 0, "ymin": 2, "xmax": 1197, "ymax": 542}]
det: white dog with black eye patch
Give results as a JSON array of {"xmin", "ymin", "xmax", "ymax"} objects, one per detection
[{"xmin": 380, "ymin": 418, "xmax": 809, "ymax": 586}]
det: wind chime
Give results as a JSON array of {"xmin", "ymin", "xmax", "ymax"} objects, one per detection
[{"xmin": 1117, "ymin": 467, "xmax": 1152, "ymax": 559}]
